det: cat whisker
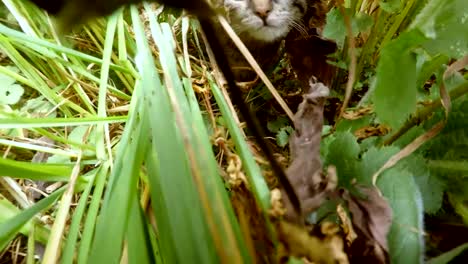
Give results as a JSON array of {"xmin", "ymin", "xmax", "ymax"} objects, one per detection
[{"xmin": 287, "ymin": 18, "xmax": 308, "ymax": 38}]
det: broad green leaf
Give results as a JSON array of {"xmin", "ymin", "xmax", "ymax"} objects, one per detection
[
  {"xmin": 0, "ymin": 157, "xmax": 73, "ymax": 182},
  {"xmin": 398, "ymin": 155, "xmax": 445, "ymax": 214},
  {"xmin": 373, "ymin": 30, "xmax": 426, "ymax": 128},
  {"xmin": 416, "ymin": 53, "xmax": 450, "ymax": 91},
  {"xmin": 334, "ymin": 115, "xmax": 372, "ymax": 134},
  {"xmin": 357, "ymin": 146, "xmax": 399, "ymax": 185},
  {"xmin": 324, "ymin": 132, "xmax": 360, "ymax": 188},
  {"xmin": 0, "ymin": 83, "xmax": 23, "ymax": 105},
  {"xmin": 323, "ymin": 8, "xmax": 346, "ymax": 48},
  {"xmin": 323, "ymin": 9, "xmax": 373, "ymax": 49},
  {"xmin": 411, "ymin": 0, "xmax": 468, "ymax": 58},
  {"xmin": 378, "ymin": 170, "xmax": 424, "ymax": 264}
]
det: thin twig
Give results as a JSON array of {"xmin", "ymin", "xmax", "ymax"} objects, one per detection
[
  {"xmin": 337, "ymin": 1, "xmax": 357, "ymax": 120},
  {"xmin": 374, "ymin": 57, "xmax": 468, "ymax": 184},
  {"xmin": 217, "ymin": 15, "xmax": 294, "ymax": 121},
  {"xmin": 384, "ymin": 77, "xmax": 468, "ymax": 145}
]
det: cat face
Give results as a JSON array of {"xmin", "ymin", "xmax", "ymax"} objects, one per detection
[{"xmin": 223, "ymin": 0, "xmax": 307, "ymax": 42}]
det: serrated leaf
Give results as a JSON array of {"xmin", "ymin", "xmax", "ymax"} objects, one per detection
[
  {"xmin": 324, "ymin": 132, "xmax": 360, "ymax": 188},
  {"xmin": 276, "ymin": 126, "xmax": 292, "ymax": 147},
  {"xmin": 399, "ymin": 155, "xmax": 444, "ymax": 214},
  {"xmin": 373, "ymin": 30, "xmax": 426, "ymax": 128},
  {"xmin": 323, "ymin": 8, "xmax": 346, "ymax": 48},
  {"xmin": 411, "ymin": 0, "xmax": 468, "ymax": 58},
  {"xmin": 357, "ymin": 146, "xmax": 400, "ymax": 185},
  {"xmin": 323, "ymin": 9, "xmax": 374, "ymax": 48},
  {"xmin": 377, "ymin": 169, "xmax": 424, "ymax": 264}
]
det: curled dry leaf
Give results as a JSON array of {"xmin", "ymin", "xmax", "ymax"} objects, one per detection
[
  {"xmin": 337, "ymin": 203, "xmax": 357, "ymax": 246},
  {"xmin": 341, "ymin": 186, "xmax": 392, "ymax": 263},
  {"xmin": 226, "ymin": 156, "xmax": 248, "ymax": 187},
  {"xmin": 277, "ymin": 221, "xmax": 349, "ymax": 264},
  {"xmin": 354, "ymin": 125, "xmax": 390, "ymax": 140},
  {"xmin": 269, "ymin": 188, "xmax": 287, "ymax": 218},
  {"xmin": 342, "ymin": 106, "xmax": 373, "ymax": 120}
]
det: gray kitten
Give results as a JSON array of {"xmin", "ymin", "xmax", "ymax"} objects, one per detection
[
  {"xmin": 223, "ymin": 0, "xmax": 306, "ymax": 42},
  {"xmin": 217, "ymin": 0, "xmax": 307, "ymax": 80}
]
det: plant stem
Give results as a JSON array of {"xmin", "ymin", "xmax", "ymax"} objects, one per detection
[{"xmin": 384, "ymin": 80, "xmax": 468, "ymax": 145}]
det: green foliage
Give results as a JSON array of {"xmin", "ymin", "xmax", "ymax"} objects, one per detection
[
  {"xmin": 0, "ymin": 189, "xmax": 63, "ymax": 251},
  {"xmin": 0, "ymin": 0, "xmax": 466, "ymax": 262},
  {"xmin": 320, "ymin": 0, "xmax": 468, "ymax": 261},
  {"xmin": 323, "ymin": 8, "xmax": 374, "ymax": 49},
  {"xmin": 427, "ymin": 243, "xmax": 468, "ymax": 264},
  {"xmin": 276, "ymin": 126, "xmax": 293, "ymax": 148},
  {"xmin": 324, "ymin": 132, "xmax": 360, "ymax": 188},
  {"xmin": 411, "ymin": 0, "xmax": 468, "ymax": 58},
  {"xmin": 322, "ymin": 132, "xmax": 425, "ymax": 262},
  {"xmin": 378, "ymin": 169, "xmax": 424, "ymax": 263},
  {"xmin": 0, "ymin": 156, "xmax": 73, "ymax": 181},
  {"xmin": 0, "ymin": 66, "xmax": 24, "ymax": 105},
  {"xmin": 373, "ymin": 30, "xmax": 425, "ymax": 128}
]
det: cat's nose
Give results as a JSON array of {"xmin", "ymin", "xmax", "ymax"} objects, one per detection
[{"xmin": 254, "ymin": 6, "xmax": 272, "ymax": 21}]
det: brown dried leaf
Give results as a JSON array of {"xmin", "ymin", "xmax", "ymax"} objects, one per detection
[
  {"xmin": 337, "ymin": 204, "xmax": 357, "ymax": 246},
  {"xmin": 342, "ymin": 186, "xmax": 392, "ymax": 263},
  {"xmin": 278, "ymin": 221, "xmax": 349, "ymax": 264},
  {"xmin": 354, "ymin": 125, "xmax": 390, "ymax": 140},
  {"xmin": 342, "ymin": 107, "xmax": 373, "ymax": 120}
]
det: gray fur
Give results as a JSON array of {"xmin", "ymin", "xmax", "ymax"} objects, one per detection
[{"xmin": 222, "ymin": 0, "xmax": 307, "ymax": 42}]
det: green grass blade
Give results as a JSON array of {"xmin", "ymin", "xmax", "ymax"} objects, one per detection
[
  {"xmin": 0, "ymin": 188, "xmax": 64, "ymax": 251},
  {"xmin": 208, "ymin": 78, "xmax": 271, "ymax": 210},
  {"xmin": 77, "ymin": 162, "xmax": 110, "ymax": 264},
  {"xmin": 61, "ymin": 169, "xmax": 98, "ymax": 264},
  {"xmin": 0, "ymin": 157, "xmax": 73, "ymax": 181},
  {"xmin": 126, "ymin": 195, "xmax": 154, "ymax": 264},
  {"xmin": 0, "ymin": 116, "xmax": 127, "ymax": 129}
]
